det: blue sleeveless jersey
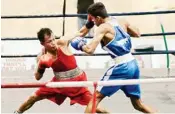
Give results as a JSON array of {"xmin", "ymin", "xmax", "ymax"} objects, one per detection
[
  {"xmin": 97, "ymin": 18, "xmax": 140, "ymax": 98},
  {"xmin": 102, "ymin": 17, "xmax": 132, "ymax": 58}
]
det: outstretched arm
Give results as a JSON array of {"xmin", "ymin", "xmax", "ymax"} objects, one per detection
[
  {"xmin": 76, "ymin": 14, "xmax": 95, "ymax": 37},
  {"xmin": 81, "ymin": 24, "xmax": 107, "ymax": 54},
  {"xmin": 56, "ymin": 15, "xmax": 95, "ymax": 47},
  {"xmin": 76, "ymin": 26, "xmax": 90, "ymax": 37},
  {"xmin": 55, "ymin": 35, "xmax": 80, "ymax": 47}
]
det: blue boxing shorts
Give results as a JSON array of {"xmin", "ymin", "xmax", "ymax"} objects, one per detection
[{"xmin": 97, "ymin": 59, "xmax": 141, "ymax": 98}]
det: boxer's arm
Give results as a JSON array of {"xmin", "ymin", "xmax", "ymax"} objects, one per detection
[
  {"xmin": 56, "ymin": 15, "xmax": 94, "ymax": 46},
  {"xmin": 76, "ymin": 26, "xmax": 90, "ymax": 37},
  {"xmin": 34, "ymin": 65, "xmax": 45, "ymax": 80},
  {"xmin": 34, "ymin": 56, "xmax": 46, "ymax": 80},
  {"xmin": 36, "ymin": 48, "xmax": 46, "ymax": 63},
  {"xmin": 76, "ymin": 14, "xmax": 94, "ymax": 37},
  {"xmin": 118, "ymin": 19, "xmax": 140, "ymax": 37},
  {"xmin": 81, "ymin": 24, "xmax": 107, "ymax": 54},
  {"xmin": 35, "ymin": 66, "xmax": 45, "ymax": 80},
  {"xmin": 127, "ymin": 24, "xmax": 140, "ymax": 37},
  {"xmin": 57, "ymin": 35, "xmax": 85, "ymax": 47},
  {"xmin": 122, "ymin": 19, "xmax": 140, "ymax": 37},
  {"xmin": 56, "ymin": 36, "xmax": 75, "ymax": 46}
]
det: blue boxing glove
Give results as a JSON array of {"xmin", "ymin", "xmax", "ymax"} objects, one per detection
[{"xmin": 71, "ymin": 37, "xmax": 87, "ymax": 51}]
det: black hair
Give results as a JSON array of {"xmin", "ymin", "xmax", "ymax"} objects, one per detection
[
  {"xmin": 87, "ymin": 2, "xmax": 108, "ymax": 18},
  {"xmin": 37, "ymin": 28, "xmax": 52, "ymax": 42}
]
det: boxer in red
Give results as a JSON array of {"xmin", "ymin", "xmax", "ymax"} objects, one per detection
[{"xmin": 14, "ymin": 28, "xmax": 92, "ymax": 113}]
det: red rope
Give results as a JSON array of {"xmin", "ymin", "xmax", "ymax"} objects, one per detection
[
  {"xmin": 1, "ymin": 83, "xmax": 46, "ymax": 88},
  {"xmin": 92, "ymin": 82, "xmax": 97, "ymax": 113}
]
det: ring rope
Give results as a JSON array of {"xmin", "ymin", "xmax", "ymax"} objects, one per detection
[
  {"xmin": 1, "ymin": 78, "xmax": 175, "ymax": 88},
  {"xmin": 1, "ymin": 32, "xmax": 175, "ymax": 41},
  {"xmin": 1, "ymin": 10, "xmax": 175, "ymax": 19},
  {"xmin": 1, "ymin": 50, "xmax": 175, "ymax": 58}
]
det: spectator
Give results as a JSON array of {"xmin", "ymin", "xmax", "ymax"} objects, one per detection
[{"xmin": 77, "ymin": 0, "xmax": 94, "ymax": 36}]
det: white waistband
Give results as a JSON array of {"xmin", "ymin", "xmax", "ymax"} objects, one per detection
[
  {"xmin": 53, "ymin": 67, "xmax": 83, "ymax": 80},
  {"xmin": 113, "ymin": 53, "xmax": 135, "ymax": 65}
]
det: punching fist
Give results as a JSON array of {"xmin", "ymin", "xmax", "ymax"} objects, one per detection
[
  {"xmin": 38, "ymin": 55, "xmax": 52, "ymax": 69},
  {"xmin": 71, "ymin": 37, "xmax": 87, "ymax": 51}
]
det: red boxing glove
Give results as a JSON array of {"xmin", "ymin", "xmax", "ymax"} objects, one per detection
[{"xmin": 38, "ymin": 55, "xmax": 52, "ymax": 69}]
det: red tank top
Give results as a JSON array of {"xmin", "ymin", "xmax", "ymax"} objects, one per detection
[{"xmin": 51, "ymin": 48, "xmax": 77, "ymax": 72}]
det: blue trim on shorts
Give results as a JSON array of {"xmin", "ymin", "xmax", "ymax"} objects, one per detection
[{"xmin": 98, "ymin": 59, "xmax": 141, "ymax": 98}]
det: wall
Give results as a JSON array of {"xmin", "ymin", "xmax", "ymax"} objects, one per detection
[{"xmin": 1, "ymin": 0, "xmax": 175, "ymax": 71}]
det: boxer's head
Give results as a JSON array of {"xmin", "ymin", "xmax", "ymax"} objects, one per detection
[
  {"xmin": 37, "ymin": 28, "xmax": 57, "ymax": 51},
  {"xmin": 87, "ymin": 2, "xmax": 108, "ymax": 26}
]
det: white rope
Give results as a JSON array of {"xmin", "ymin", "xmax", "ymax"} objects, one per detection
[{"xmin": 46, "ymin": 78, "xmax": 175, "ymax": 88}]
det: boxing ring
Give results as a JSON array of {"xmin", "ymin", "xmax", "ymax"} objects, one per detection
[{"xmin": 1, "ymin": 0, "xmax": 175, "ymax": 113}]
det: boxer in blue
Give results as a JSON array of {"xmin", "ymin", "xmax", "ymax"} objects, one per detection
[{"xmin": 71, "ymin": 2, "xmax": 156, "ymax": 113}]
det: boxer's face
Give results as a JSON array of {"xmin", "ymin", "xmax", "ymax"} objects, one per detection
[
  {"xmin": 90, "ymin": 15, "xmax": 103, "ymax": 26},
  {"xmin": 42, "ymin": 33, "xmax": 57, "ymax": 51}
]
